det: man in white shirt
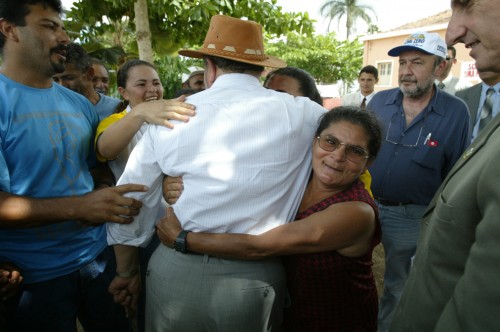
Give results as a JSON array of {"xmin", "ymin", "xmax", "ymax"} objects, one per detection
[
  {"xmin": 341, "ymin": 65, "xmax": 379, "ymax": 110},
  {"xmin": 107, "ymin": 15, "xmax": 326, "ymax": 331},
  {"xmin": 435, "ymin": 45, "xmax": 471, "ymax": 94}
]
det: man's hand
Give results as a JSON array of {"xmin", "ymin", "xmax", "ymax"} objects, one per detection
[
  {"xmin": 0, "ymin": 262, "xmax": 23, "ymax": 300},
  {"xmin": 156, "ymin": 207, "xmax": 183, "ymax": 248},
  {"xmin": 76, "ymin": 184, "xmax": 147, "ymax": 226},
  {"xmin": 162, "ymin": 176, "xmax": 183, "ymax": 205},
  {"xmin": 108, "ymin": 274, "xmax": 141, "ymax": 316}
]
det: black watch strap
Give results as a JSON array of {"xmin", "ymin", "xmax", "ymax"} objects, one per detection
[{"xmin": 173, "ymin": 230, "xmax": 191, "ymax": 253}]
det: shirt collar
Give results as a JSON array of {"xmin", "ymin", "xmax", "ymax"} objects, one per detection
[
  {"xmin": 388, "ymin": 87, "xmax": 445, "ymax": 117},
  {"xmin": 481, "ymin": 81, "xmax": 500, "ymax": 94}
]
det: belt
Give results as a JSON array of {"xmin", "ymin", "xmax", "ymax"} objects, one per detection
[{"xmin": 374, "ymin": 196, "xmax": 412, "ymax": 206}]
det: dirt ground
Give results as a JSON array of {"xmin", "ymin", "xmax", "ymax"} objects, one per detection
[{"xmin": 372, "ymin": 244, "xmax": 386, "ymax": 298}]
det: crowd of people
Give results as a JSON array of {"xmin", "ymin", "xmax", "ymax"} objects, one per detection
[{"xmin": 1, "ymin": 0, "xmax": 499, "ymax": 331}]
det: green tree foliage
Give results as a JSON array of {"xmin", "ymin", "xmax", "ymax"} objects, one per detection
[
  {"xmin": 65, "ymin": 0, "xmax": 315, "ymax": 57},
  {"xmin": 266, "ymin": 32, "xmax": 363, "ymax": 85},
  {"xmin": 320, "ymin": 0, "xmax": 376, "ymax": 40},
  {"xmin": 64, "ymin": 0, "xmax": 317, "ymax": 97}
]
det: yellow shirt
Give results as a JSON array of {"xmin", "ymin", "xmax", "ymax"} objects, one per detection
[
  {"xmin": 360, "ymin": 171, "xmax": 373, "ymax": 198},
  {"xmin": 94, "ymin": 110, "xmax": 127, "ymax": 162}
]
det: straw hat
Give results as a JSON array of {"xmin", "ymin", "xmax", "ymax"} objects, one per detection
[{"xmin": 179, "ymin": 15, "xmax": 286, "ymax": 68}]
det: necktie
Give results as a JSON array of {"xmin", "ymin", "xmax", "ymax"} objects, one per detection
[
  {"xmin": 360, "ymin": 97, "xmax": 367, "ymax": 110},
  {"xmin": 437, "ymin": 82, "xmax": 445, "ymax": 90},
  {"xmin": 479, "ymin": 88, "xmax": 495, "ymax": 132}
]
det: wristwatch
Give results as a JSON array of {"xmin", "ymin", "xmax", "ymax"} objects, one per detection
[{"xmin": 173, "ymin": 230, "xmax": 191, "ymax": 253}]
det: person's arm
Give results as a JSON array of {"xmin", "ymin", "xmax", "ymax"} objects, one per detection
[
  {"xmin": 0, "ymin": 184, "xmax": 147, "ymax": 228},
  {"xmin": 157, "ymin": 201, "xmax": 376, "ymax": 260},
  {"xmin": 97, "ymin": 97, "xmax": 196, "ymax": 160},
  {"xmin": 108, "ymin": 244, "xmax": 141, "ymax": 315},
  {"xmin": 90, "ymin": 160, "xmax": 116, "ymax": 189}
]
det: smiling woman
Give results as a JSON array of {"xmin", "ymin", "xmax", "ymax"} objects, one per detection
[{"xmin": 94, "ymin": 59, "xmax": 195, "ymax": 180}]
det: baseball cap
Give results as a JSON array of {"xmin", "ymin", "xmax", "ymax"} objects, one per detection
[
  {"xmin": 388, "ymin": 32, "xmax": 447, "ymax": 59},
  {"xmin": 181, "ymin": 66, "xmax": 204, "ymax": 83}
]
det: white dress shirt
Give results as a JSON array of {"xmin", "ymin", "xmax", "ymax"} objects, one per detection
[
  {"xmin": 341, "ymin": 91, "xmax": 375, "ymax": 107},
  {"xmin": 435, "ymin": 74, "xmax": 472, "ymax": 94},
  {"xmin": 107, "ymin": 73, "xmax": 326, "ymax": 246}
]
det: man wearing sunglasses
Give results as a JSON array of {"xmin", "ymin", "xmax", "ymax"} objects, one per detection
[
  {"xmin": 365, "ymin": 32, "xmax": 470, "ymax": 332},
  {"xmin": 434, "ymin": 45, "xmax": 471, "ymax": 94}
]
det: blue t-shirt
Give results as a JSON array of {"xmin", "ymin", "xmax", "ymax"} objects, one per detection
[
  {"xmin": 94, "ymin": 93, "xmax": 121, "ymax": 122},
  {"xmin": 0, "ymin": 74, "xmax": 106, "ymax": 283},
  {"xmin": 367, "ymin": 87, "xmax": 470, "ymax": 205}
]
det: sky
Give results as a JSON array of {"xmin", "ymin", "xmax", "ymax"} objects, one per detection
[
  {"xmin": 61, "ymin": 0, "xmax": 451, "ymax": 37},
  {"xmin": 275, "ymin": 0, "xmax": 451, "ymax": 36}
]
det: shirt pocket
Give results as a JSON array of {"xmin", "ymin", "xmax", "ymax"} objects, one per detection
[{"xmin": 412, "ymin": 145, "xmax": 444, "ymax": 169}]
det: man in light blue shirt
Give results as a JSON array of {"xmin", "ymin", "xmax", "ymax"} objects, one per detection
[{"xmin": 0, "ymin": 1, "xmax": 145, "ymax": 330}]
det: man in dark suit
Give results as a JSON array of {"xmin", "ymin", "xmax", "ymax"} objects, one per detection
[
  {"xmin": 456, "ymin": 71, "xmax": 500, "ymax": 143},
  {"xmin": 390, "ymin": 0, "xmax": 500, "ymax": 331}
]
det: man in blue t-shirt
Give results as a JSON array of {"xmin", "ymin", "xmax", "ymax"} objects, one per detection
[
  {"xmin": 366, "ymin": 32, "xmax": 470, "ymax": 332},
  {"xmin": 0, "ymin": 1, "xmax": 148, "ymax": 330}
]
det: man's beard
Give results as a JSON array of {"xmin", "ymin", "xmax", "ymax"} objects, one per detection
[
  {"xmin": 50, "ymin": 45, "xmax": 67, "ymax": 74},
  {"xmin": 399, "ymin": 75, "xmax": 434, "ymax": 98}
]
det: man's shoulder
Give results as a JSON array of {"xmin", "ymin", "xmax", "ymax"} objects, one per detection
[
  {"xmin": 342, "ymin": 91, "xmax": 358, "ymax": 98},
  {"xmin": 369, "ymin": 88, "xmax": 399, "ymax": 104},
  {"xmin": 456, "ymin": 82, "xmax": 482, "ymax": 98}
]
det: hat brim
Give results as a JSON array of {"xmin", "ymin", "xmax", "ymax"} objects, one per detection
[
  {"xmin": 388, "ymin": 45, "xmax": 435, "ymax": 57},
  {"xmin": 179, "ymin": 48, "xmax": 287, "ymax": 68}
]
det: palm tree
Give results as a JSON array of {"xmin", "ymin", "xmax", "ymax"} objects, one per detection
[{"xmin": 320, "ymin": 0, "xmax": 376, "ymax": 40}]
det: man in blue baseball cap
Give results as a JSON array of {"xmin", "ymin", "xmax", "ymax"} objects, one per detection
[{"xmin": 365, "ymin": 31, "xmax": 471, "ymax": 332}]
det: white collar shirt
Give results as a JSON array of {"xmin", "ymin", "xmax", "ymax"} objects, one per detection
[
  {"xmin": 107, "ymin": 73, "xmax": 326, "ymax": 246},
  {"xmin": 341, "ymin": 91, "xmax": 375, "ymax": 107},
  {"xmin": 435, "ymin": 74, "xmax": 472, "ymax": 94}
]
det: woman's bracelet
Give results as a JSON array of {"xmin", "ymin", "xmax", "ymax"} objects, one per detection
[{"xmin": 116, "ymin": 266, "xmax": 140, "ymax": 278}]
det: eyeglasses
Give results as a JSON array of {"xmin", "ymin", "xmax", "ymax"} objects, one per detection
[
  {"xmin": 385, "ymin": 116, "xmax": 424, "ymax": 147},
  {"xmin": 316, "ymin": 135, "xmax": 370, "ymax": 163},
  {"xmin": 445, "ymin": 56, "xmax": 454, "ymax": 61}
]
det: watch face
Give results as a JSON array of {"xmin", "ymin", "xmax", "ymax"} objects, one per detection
[{"xmin": 174, "ymin": 230, "xmax": 189, "ymax": 253}]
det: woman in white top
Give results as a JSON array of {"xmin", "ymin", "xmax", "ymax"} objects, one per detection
[{"xmin": 96, "ymin": 59, "xmax": 195, "ymax": 179}]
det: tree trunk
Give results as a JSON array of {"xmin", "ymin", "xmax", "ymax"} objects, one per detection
[{"xmin": 134, "ymin": 0, "xmax": 153, "ymax": 63}]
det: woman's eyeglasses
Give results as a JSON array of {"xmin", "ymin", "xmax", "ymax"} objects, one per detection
[{"xmin": 317, "ymin": 135, "xmax": 370, "ymax": 163}]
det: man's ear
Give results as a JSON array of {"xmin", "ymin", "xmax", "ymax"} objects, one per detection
[
  {"xmin": 434, "ymin": 58, "xmax": 448, "ymax": 77},
  {"xmin": 85, "ymin": 66, "xmax": 95, "ymax": 81},
  {"xmin": 205, "ymin": 58, "xmax": 217, "ymax": 86},
  {"xmin": 0, "ymin": 18, "xmax": 19, "ymax": 43}
]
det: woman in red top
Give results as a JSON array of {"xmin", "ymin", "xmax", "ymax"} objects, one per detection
[{"xmin": 158, "ymin": 107, "xmax": 382, "ymax": 331}]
